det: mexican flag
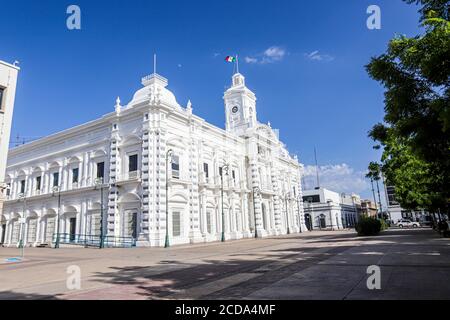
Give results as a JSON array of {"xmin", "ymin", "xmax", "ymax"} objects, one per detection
[{"xmin": 225, "ymin": 56, "xmax": 236, "ymax": 63}]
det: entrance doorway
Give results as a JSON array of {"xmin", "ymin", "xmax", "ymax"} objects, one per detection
[
  {"xmin": 131, "ymin": 212, "xmax": 138, "ymax": 239},
  {"xmin": 319, "ymin": 214, "xmax": 327, "ymax": 229},
  {"xmin": 69, "ymin": 218, "xmax": 76, "ymax": 242},
  {"xmin": 1, "ymin": 224, "xmax": 5, "ymax": 244},
  {"xmin": 305, "ymin": 214, "xmax": 312, "ymax": 231},
  {"xmin": 124, "ymin": 210, "xmax": 138, "ymax": 239}
]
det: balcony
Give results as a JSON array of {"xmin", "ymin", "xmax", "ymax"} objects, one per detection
[{"xmin": 116, "ymin": 171, "xmax": 141, "ymax": 184}]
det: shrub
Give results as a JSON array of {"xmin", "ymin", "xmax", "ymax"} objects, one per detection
[
  {"xmin": 380, "ymin": 219, "xmax": 389, "ymax": 231},
  {"xmin": 355, "ymin": 216, "xmax": 382, "ymax": 236}
]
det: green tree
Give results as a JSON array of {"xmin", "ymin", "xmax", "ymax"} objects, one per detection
[{"xmin": 367, "ymin": 0, "xmax": 450, "ymax": 213}]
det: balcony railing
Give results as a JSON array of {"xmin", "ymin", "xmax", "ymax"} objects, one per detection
[{"xmin": 116, "ymin": 171, "xmax": 141, "ymax": 182}]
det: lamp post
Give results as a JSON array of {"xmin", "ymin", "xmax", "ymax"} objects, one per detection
[
  {"xmin": 296, "ymin": 195, "xmax": 302, "ymax": 233},
  {"xmin": 221, "ymin": 164, "xmax": 229, "ymax": 242},
  {"xmin": 94, "ymin": 178, "xmax": 105, "ymax": 249},
  {"xmin": 285, "ymin": 192, "xmax": 291, "ymax": 234},
  {"xmin": 307, "ymin": 197, "xmax": 314, "ymax": 231},
  {"xmin": 165, "ymin": 149, "xmax": 173, "ymax": 248},
  {"xmin": 18, "ymin": 194, "xmax": 26, "ymax": 257},
  {"xmin": 52, "ymin": 186, "xmax": 62, "ymax": 249},
  {"xmin": 252, "ymin": 187, "xmax": 261, "ymax": 238}
]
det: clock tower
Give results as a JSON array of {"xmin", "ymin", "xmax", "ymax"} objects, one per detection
[{"xmin": 224, "ymin": 73, "xmax": 257, "ymax": 135}]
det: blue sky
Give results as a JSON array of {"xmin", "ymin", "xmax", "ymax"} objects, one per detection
[{"xmin": 0, "ymin": 0, "xmax": 422, "ymax": 200}]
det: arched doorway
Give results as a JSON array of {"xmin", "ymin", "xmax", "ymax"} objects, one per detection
[
  {"xmin": 10, "ymin": 214, "xmax": 20, "ymax": 244},
  {"xmin": 43, "ymin": 210, "xmax": 57, "ymax": 244},
  {"xmin": 0, "ymin": 215, "xmax": 6, "ymax": 244},
  {"xmin": 261, "ymin": 203, "xmax": 267, "ymax": 230},
  {"xmin": 319, "ymin": 214, "xmax": 327, "ymax": 229},
  {"xmin": 305, "ymin": 214, "xmax": 312, "ymax": 231},
  {"xmin": 118, "ymin": 193, "xmax": 141, "ymax": 242},
  {"xmin": 63, "ymin": 206, "xmax": 78, "ymax": 243},
  {"xmin": 27, "ymin": 212, "xmax": 38, "ymax": 244}
]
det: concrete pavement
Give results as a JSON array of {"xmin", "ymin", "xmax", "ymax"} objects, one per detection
[{"xmin": 0, "ymin": 228, "xmax": 449, "ymax": 300}]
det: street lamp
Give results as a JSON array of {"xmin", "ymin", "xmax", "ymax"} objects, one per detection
[
  {"xmin": 221, "ymin": 164, "xmax": 229, "ymax": 242},
  {"xmin": 165, "ymin": 149, "xmax": 173, "ymax": 248},
  {"xmin": 52, "ymin": 186, "xmax": 62, "ymax": 249},
  {"xmin": 252, "ymin": 186, "xmax": 261, "ymax": 238},
  {"xmin": 307, "ymin": 197, "xmax": 314, "ymax": 231},
  {"xmin": 94, "ymin": 178, "xmax": 105, "ymax": 249},
  {"xmin": 284, "ymin": 192, "xmax": 291, "ymax": 235},
  {"xmin": 18, "ymin": 193, "xmax": 26, "ymax": 257},
  {"xmin": 296, "ymin": 195, "xmax": 302, "ymax": 233}
]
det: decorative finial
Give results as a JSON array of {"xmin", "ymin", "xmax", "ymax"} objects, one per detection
[
  {"xmin": 268, "ymin": 121, "xmax": 271, "ymax": 128},
  {"xmin": 186, "ymin": 99, "xmax": 193, "ymax": 114},
  {"xmin": 115, "ymin": 96, "xmax": 121, "ymax": 114},
  {"xmin": 13, "ymin": 60, "xmax": 20, "ymax": 67}
]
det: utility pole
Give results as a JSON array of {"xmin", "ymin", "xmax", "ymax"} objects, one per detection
[{"xmin": 314, "ymin": 147, "xmax": 320, "ymax": 189}]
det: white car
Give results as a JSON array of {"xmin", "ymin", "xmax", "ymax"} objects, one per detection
[{"xmin": 397, "ymin": 219, "xmax": 420, "ymax": 228}]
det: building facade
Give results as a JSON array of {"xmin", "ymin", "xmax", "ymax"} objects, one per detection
[
  {"xmin": 302, "ymin": 188, "xmax": 362, "ymax": 230},
  {"xmin": 0, "ymin": 60, "xmax": 20, "ymax": 245},
  {"xmin": 360, "ymin": 199, "xmax": 378, "ymax": 218},
  {"xmin": 0, "ymin": 70, "xmax": 307, "ymax": 248}
]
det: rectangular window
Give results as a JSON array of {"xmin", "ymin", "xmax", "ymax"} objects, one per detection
[
  {"xmin": 97, "ymin": 162, "xmax": 105, "ymax": 179},
  {"xmin": 171, "ymin": 155, "xmax": 180, "ymax": 179},
  {"xmin": 203, "ymin": 163, "xmax": 209, "ymax": 178},
  {"xmin": 72, "ymin": 168, "xmax": 79, "ymax": 183},
  {"xmin": 0, "ymin": 87, "xmax": 4, "ymax": 111},
  {"xmin": 219, "ymin": 167, "xmax": 223, "ymax": 177},
  {"xmin": 20, "ymin": 180, "xmax": 25, "ymax": 194},
  {"xmin": 36, "ymin": 176, "xmax": 41, "ymax": 190},
  {"xmin": 53, "ymin": 172, "xmax": 59, "ymax": 187},
  {"xmin": 302, "ymin": 195, "xmax": 320, "ymax": 203},
  {"xmin": 172, "ymin": 211, "xmax": 181, "ymax": 237},
  {"xmin": 129, "ymin": 154, "xmax": 138, "ymax": 172},
  {"xmin": 232, "ymin": 170, "xmax": 236, "ymax": 182},
  {"xmin": 6, "ymin": 183, "xmax": 11, "ymax": 196}
]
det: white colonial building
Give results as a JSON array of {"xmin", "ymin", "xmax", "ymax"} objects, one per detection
[
  {"xmin": 302, "ymin": 188, "xmax": 362, "ymax": 230},
  {"xmin": 0, "ymin": 60, "xmax": 20, "ymax": 244},
  {"xmin": 0, "ymin": 69, "xmax": 307, "ymax": 247}
]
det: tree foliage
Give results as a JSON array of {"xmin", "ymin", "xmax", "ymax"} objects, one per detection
[{"xmin": 367, "ymin": 0, "xmax": 450, "ymax": 213}]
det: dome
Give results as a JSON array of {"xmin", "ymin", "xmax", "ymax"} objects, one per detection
[{"xmin": 128, "ymin": 73, "xmax": 179, "ymax": 107}]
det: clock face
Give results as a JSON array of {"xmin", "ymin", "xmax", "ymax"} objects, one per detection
[{"xmin": 232, "ymin": 106, "xmax": 239, "ymax": 114}]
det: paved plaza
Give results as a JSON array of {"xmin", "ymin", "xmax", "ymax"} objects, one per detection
[{"xmin": 0, "ymin": 228, "xmax": 449, "ymax": 300}]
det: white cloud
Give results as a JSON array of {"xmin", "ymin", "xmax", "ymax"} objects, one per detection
[
  {"xmin": 303, "ymin": 163, "xmax": 369, "ymax": 196},
  {"xmin": 262, "ymin": 46, "xmax": 286, "ymax": 62},
  {"xmin": 304, "ymin": 50, "xmax": 334, "ymax": 62},
  {"xmin": 245, "ymin": 46, "xmax": 287, "ymax": 64},
  {"xmin": 245, "ymin": 56, "xmax": 258, "ymax": 64}
]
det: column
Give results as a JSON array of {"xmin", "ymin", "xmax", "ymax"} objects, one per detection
[
  {"xmin": 200, "ymin": 190, "xmax": 207, "ymax": 236},
  {"xmin": 187, "ymin": 137, "xmax": 202, "ymax": 243},
  {"xmin": 137, "ymin": 130, "xmax": 150, "ymax": 246},
  {"xmin": 271, "ymin": 168, "xmax": 283, "ymax": 234},
  {"xmin": 249, "ymin": 156, "xmax": 264, "ymax": 237},
  {"xmin": 35, "ymin": 216, "xmax": 42, "ymax": 246}
]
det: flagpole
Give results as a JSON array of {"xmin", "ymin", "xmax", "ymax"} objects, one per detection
[{"xmin": 236, "ymin": 54, "xmax": 239, "ymax": 74}]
